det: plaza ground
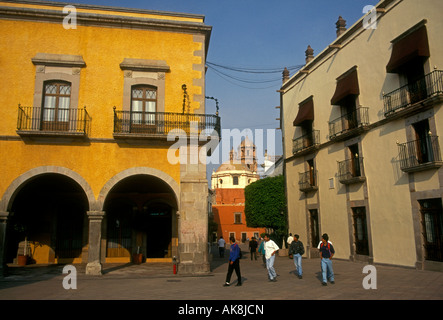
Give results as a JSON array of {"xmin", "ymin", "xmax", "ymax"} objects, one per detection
[{"xmin": 1, "ymin": 243, "xmax": 442, "ymax": 302}]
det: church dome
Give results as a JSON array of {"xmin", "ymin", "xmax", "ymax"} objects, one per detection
[{"xmin": 215, "ymin": 161, "xmax": 250, "ymax": 173}]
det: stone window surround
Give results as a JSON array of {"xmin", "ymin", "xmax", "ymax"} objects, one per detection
[
  {"xmin": 32, "ymin": 53, "xmax": 85, "ymax": 114},
  {"xmin": 120, "ymin": 58, "xmax": 170, "ymax": 113}
]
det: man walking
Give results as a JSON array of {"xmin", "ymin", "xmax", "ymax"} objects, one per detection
[
  {"xmin": 289, "ymin": 234, "xmax": 304, "ymax": 279},
  {"xmin": 319, "ymin": 233, "xmax": 335, "ymax": 286},
  {"xmin": 224, "ymin": 237, "xmax": 242, "ymax": 287},
  {"xmin": 263, "ymin": 234, "xmax": 279, "ymax": 282},
  {"xmin": 249, "ymin": 237, "xmax": 258, "ymax": 260},
  {"xmin": 218, "ymin": 236, "xmax": 226, "ymax": 258}
]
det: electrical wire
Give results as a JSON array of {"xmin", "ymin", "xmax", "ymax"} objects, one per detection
[
  {"xmin": 206, "ymin": 61, "xmax": 303, "ymax": 89},
  {"xmin": 207, "ymin": 61, "xmax": 303, "ymax": 74}
]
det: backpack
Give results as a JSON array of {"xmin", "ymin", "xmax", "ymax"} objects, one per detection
[
  {"xmin": 320, "ymin": 242, "xmax": 332, "ymax": 256},
  {"xmin": 320, "ymin": 242, "xmax": 330, "ymax": 250}
]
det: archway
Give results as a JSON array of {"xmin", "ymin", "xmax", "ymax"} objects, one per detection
[
  {"xmin": 5, "ymin": 173, "xmax": 89, "ymax": 264},
  {"xmin": 103, "ymin": 174, "xmax": 178, "ymax": 263}
]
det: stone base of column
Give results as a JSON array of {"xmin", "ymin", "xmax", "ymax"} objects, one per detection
[
  {"xmin": 85, "ymin": 261, "xmax": 102, "ymax": 275},
  {"xmin": 177, "ymin": 262, "xmax": 210, "ymax": 275}
]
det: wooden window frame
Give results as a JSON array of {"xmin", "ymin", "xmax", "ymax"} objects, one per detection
[
  {"xmin": 41, "ymin": 81, "xmax": 72, "ymax": 131},
  {"xmin": 130, "ymin": 85, "xmax": 158, "ymax": 133}
]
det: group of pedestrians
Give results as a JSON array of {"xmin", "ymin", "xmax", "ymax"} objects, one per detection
[{"xmin": 218, "ymin": 233, "xmax": 336, "ymax": 287}]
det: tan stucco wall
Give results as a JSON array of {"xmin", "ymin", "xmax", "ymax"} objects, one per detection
[{"xmin": 282, "ymin": 0, "xmax": 443, "ymax": 267}]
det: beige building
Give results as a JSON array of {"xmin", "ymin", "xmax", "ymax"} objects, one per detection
[{"xmin": 280, "ymin": 0, "xmax": 443, "ymax": 271}]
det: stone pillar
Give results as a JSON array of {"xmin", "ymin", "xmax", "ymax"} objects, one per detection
[
  {"xmin": 0, "ymin": 211, "xmax": 9, "ymax": 277},
  {"xmin": 86, "ymin": 210, "xmax": 104, "ymax": 275},
  {"xmin": 178, "ymin": 142, "xmax": 210, "ymax": 274}
]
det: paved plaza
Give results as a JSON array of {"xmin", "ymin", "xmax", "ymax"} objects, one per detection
[{"xmin": 1, "ymin": 244, "xmax": 442, "ymax": 302}]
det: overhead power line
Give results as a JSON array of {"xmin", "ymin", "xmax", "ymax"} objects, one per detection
[
  {"xmin": 206, "ymin": 61, "xmax": 303, "ymax": 89},
  {"xmin": 207, "ymin": 61, "xmax": 303, "ymax": 74}
]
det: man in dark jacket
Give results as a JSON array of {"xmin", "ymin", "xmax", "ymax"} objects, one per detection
[
  {"xmin": 249, "ymin": 237, "xmax": 258, "ymax": 260},
  {"xmin": 289, "ymin": 234, "xmax": 304, "ymax": 279},
  {"xmin": 224, "ymin": 237, "xmax": 242, "ymax": 287}
]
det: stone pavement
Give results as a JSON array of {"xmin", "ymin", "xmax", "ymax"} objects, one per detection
[{"xmin": 0, "ymin": 245, "xmax": 442, "ymax": 302}]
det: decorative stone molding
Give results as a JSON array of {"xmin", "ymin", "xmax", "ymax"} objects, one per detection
[
  {"xmin": 31, "ymin": 53, "xmax": 86, "ymax": 68},
  {"xmin": 120, "ymin": 58, "xmax": 168, "ymax": 113},
  {"xmin": 119, "ymin": 58, "xmax": 170, "ymax": 73},
  {"xmin": 31, "ymin": 53, "xmax": 84, "ymax": 124}
]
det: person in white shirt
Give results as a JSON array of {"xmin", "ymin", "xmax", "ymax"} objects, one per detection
[
  {"xmin": 263, "ymin": 234, "xmax": 280, "ymax": 282},
  {"xmin": 218, "ymin": 236, "xmax": 226, "ymax": 258},
  {"xmin": 287, "ymin": 233, "xmax": 294, "ymax": 246}
]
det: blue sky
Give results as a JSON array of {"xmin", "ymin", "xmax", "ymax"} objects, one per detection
[{"xmin": 60, "ymin": 0, "xmax": 378, "ymax": 172}]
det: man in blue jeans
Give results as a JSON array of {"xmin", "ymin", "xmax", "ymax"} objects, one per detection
[
  {"xmin": 289, "ymin": 234, "xmax": 304, "ymax": 279},
  {"xmin": 319, "ymin": 233, "xmax": 335, "ymax": 286},
  {"xmin": 263, "ymin": 234, "xmax": 280, "ymax": 282}
]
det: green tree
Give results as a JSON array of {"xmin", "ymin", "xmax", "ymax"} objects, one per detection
[{"xmin": 244, "ymin": 175, "xmax": 287, "ymax": 243}]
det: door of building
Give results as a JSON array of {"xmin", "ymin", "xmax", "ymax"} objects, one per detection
[{"xmin": 419, "ymin": 199, "xmax": 443, "ymax": 262}]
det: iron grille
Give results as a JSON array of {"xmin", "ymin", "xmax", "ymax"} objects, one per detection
[{"xmin": 383, "ymin": 70, "xmax": 443, "ymax": 116}]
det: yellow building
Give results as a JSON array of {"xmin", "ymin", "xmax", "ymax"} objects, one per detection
[
  {"xmin": 0, "ymin": 0, "xmax": 219, "ymax": 275},
  {"xmin": 281, "ymin": 0, "xmax": 443, "ymax": 271}
]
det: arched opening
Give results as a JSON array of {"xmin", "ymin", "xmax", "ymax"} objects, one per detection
[
  {"xmin": 6, "ymin": 173, "xmax": 88, "ymax": 265},
  {"xmin": 103, "ymin": 174, "xmax": 178, "ymax": 263}
]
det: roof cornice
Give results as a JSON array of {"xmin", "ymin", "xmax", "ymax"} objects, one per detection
[
  {"xmin": 0, "ymin": 0, "xmax": 206, "ymax": 20},
  {"xmin": 280, "ymin": 0, "xmax": 398, "ymax": 92},
  {"xmin": 0, "ymin": 1, "xmax": 212, "ymax": 36}
]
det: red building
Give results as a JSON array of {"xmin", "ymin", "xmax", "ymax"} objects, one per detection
[{"xmin": 211, "ymin": 139, "xmax": 266, "ymax": 242}]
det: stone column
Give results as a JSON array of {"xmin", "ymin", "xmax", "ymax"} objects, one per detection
[
  {"xmin": 0, "ymin": 211, "xmax": 9, "ymax": 277},
  {"xmin": 86, "ymin": 210, "xmax": 104, "ymax": 275},
  {"xmin": 178, "ymin": 141, "xmax": 210, "ymax": 274}
]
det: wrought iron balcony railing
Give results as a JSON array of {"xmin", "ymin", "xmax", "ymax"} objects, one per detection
[
  {"xmin": 113, "ymin": 108, "xmax": 221, "ymax": 139},
  {"xmin": 299, "ymin": 170, "xmax": 318, "ymax": 192},
  {"xmin": 17, "ymin": 105, "xmax": 91, "ymax": 136},
  {"xmin": 397, "ymin": 135, "xmax": 442, "ymax": 172},
  {"xmin": 383, "ymin": 70, "xmax": 443, "ymax": 117},
  {"xmin": 293, "ymin": 130, "xmax": 320, "ymax": 155},
  {"xmin": 328, "ymin": 106, "xmax": 369, "ymax": 140},
  {"xmin": 338, "ymin": 157, "xmax": 365, "ymax": 184}
]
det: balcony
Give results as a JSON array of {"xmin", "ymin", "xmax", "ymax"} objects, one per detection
[
  {"xmin": 383, "ymin": 70, "xmax": 443, "ymax": 118},
  {"xmin": 16, "ymin": 105, "xmax": 91, "ymax": 139},
  {"xmin": 293, "ymin": 130, "xmax": 320, "ymax": 156},
  {"xmin": 338, "ymin": 157, "xmax": 366, "ymax": 184},
  {"xmin": 397, "ymin": 135, "xmax": 443, "ymax": 173},
  {"xmin": 328, "ymin": 107, "xmax": 369, "ymax": 141},
  {"xmin": 299, "ymin": 170, "xmax": 318, "ymax": 192},
  {"xmin": 113, "ymin": 108, "xmax": 221, "ymax": 143}
]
